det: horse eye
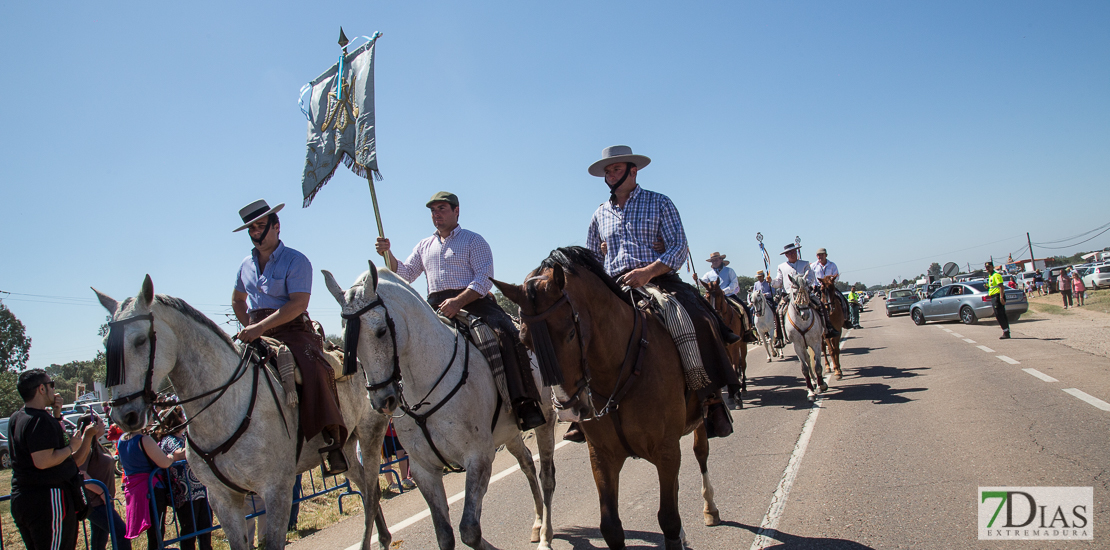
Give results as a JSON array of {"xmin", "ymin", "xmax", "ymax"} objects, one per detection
[
  {"xmin": 375, "ymin": 326, "xmax": 388, "ymax": 339},
  {"xmin": 135, "ymin": 336, "xmax": 147, "ymax": 347},
  {"xmin": 566, "ymin": 328, "xmax": 576, "ymax": 341}
]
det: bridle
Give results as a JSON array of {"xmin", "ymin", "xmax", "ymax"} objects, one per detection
[
  {"xmin": 105, "ymin": 314, "xmax": 157, "ymax": 408},
  {"xmin": 341, "ymin": 295, "xmax": 400, "ymax": 392}
]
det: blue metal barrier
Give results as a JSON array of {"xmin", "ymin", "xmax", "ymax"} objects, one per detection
[{"xmin": 380, "ymin": 420, "xmax": 411, "ymax": 494}]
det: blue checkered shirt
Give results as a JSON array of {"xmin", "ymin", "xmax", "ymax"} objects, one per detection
[
  {"xmin": 395, "ymin": 226, "xmax": 495, "ymax": 295},
  {"xmin": 586, "ymin": 186, "xmax": 689, "ymax": 277}
]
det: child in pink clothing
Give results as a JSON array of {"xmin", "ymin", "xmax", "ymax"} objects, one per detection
[{"xmin": 1073, "ymin": 275, "xmax": 1086, "ymax": 306}]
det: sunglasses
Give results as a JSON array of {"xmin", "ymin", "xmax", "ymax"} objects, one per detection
[{"xmin": 43, "ymin": 380, "xmax": 55, "ymax": 389}]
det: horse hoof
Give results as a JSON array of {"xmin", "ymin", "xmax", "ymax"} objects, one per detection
[
  {"xmin": 819, "ymin": 383, "xmax": 828, "ymax": 392},
  {"xmin": 531, "ymin": 525, "xmax": 541, "ymax": 543},
  {"xmin": 807, "ymin": 392, "xmax": 816, "ymax": 402},
  {"xmin": 766, "ymin": 357, "xmax": 772, "ymax": 363},
  {"xmin": 835, "ymin": 372, "xmax": 843, "ymax": 380},
  {"xmin": 704, "ymin": 510, "xmax": 721, "ymax": 526}
]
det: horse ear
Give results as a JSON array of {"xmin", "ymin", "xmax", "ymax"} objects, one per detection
[
  {"xmin": 552, "ymin": 264, "xmax": 566, "ymax": 290},
  {"xmin": 367, "ymin": 260, "xmax": 379, "ymax": 291},
  {"xmin": 491, "ymin": 278, "xmax": 526, "ymax": 306},
  {"xmin": 91, "ymin": 288, "xmax": 118, "ymax": 315},
  {"xmin": 321, "ymin": 270, "xmax": 348, "ymax": 307},
  {"xmin": 140, "ymin": 275, "xmax": 154, "ymax": 307}
]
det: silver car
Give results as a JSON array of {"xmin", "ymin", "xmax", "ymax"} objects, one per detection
[
  {"xmin": 886, "ymin": 289, "xmax": 918, "ymax": 316},
  {"xmin": 910, "ymin": 281, "xmax": 1027, "ymax": 326}
]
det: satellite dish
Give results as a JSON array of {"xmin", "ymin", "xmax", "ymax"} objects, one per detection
[{"xmin": 942, "ymin": 262, "xmax": 959, "ymax": 277}]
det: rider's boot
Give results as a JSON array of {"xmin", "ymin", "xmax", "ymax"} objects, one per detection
[
  {"xmin": 514, "ymin": 398, "xmax": 547, "ymax": 431},
  {"xmin": 319, "ymin": 426, "xmax": 349, "ymax": 476},
  {"xmin": 562, "ymin": 421, "xmax": 585, "ymax": 442},
  {"xmin": 703, "ymin": 396, "xmax": 733, "ymax": 439}
]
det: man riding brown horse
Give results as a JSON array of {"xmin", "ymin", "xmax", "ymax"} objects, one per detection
[
  {"xmin": 696, "ymin": 252, "xmax": 757, "ymax": 343},
  {"xmin": 581, "ymin": 145, "xmax": 740, "ymax": 439}
]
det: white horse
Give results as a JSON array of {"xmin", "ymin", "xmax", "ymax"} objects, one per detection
[
  {"xmin": 322, "ymin": 265, "xmax": 557, "ymax": 550},
  {"xmin": 94, "ymin": 276, "xmax": 392, "ymax": 550},
  {"xmin": 784, "ymin": 273, "xmax": 827, "ymax": 401},
  {"xmin": 748, "ymin": 289, "xmax": 780, "ymax": 362}
]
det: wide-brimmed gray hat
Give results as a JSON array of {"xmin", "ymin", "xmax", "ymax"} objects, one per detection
[
  {"xmin": 588, "ymin": 145, "xmax": 651, "ymax": 177},
  {"xmin": 234, "ymin": 199, "xmax": 284, "ymax": 232},
  {"xmin": 780, "ymin": 243, "xmax": 801, "ymax": 255}
]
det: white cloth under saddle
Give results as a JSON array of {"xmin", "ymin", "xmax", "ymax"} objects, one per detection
[
  {"xmin": 438, "ymin": 311, "xmax": 512, "ymax": 411},
  {"xmin": 639, "ymin": 284, "xmax": 713, "ymax": 392}
]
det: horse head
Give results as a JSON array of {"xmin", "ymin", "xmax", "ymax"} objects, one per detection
[
  {"xmin": 749, "ymin": 288, "xmax": 766, "ymax": 314},
  {"xmin": 323, "ymin": 261, "xmax": 400, "ymax": 415},
  {"xmin": 93, "ymin": 275, "xmax": 179, "ymax": 432},
  {"xmin": 789, "ymin": 273, "xmax": 812, "ymax": 308},
  {"xmin": 494, "ymin": 248, "xmax": 607, "ymax": 421}
]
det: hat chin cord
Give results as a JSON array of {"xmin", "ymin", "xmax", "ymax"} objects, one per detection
[
  {"xmin": 251, "ymin": 218, "xmax": 274, "ymax": 245},
  {"xmin": 607, "ymin": 162, "xmax": 634, "ymax": 202}
]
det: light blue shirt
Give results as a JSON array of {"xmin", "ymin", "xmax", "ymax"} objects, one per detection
[
  {"xmin": 234, "ymin": 241, "xmax": 313, "ymax": 312},
  {"xmin": 753, "ymin": 279, "xmax": 773, "ymax": 299},
  {"xmin": 700, "ymin": 266, "xmax": 739, "ymax": 296}
]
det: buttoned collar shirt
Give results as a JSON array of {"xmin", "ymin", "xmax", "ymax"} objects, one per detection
[
  {"xmin": 813, "ymin": 259, "xmax": 839, "ymax": 281},
  {"xmin": 586, "ymin": 185, "xmax": 689, "ymax": 278},
  {"xmin": 772, "ymin": 259, "xmax": 816, "ymax": 295},
  {"xmin": 234, "ymin": 241, "xmax": 314, "ymax": 312},
  {"xmin": 753, "ymin": 279, "xmax": 773, "ymax": 298},
  {"xmin": 394, "ymin": 225, "xmax": 495, "ymax": 296},
  {"xmin": 700, "ymin": 266, "xmax": 739, "ymax": 296}
]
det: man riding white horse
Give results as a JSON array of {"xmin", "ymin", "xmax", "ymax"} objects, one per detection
[
  {"xmin": 584, "ymin": 145, "xmax": 740, "ymax": 439},
  {"xmin": 697, "ymin": 252, "xmax": 757, "ymax": 342},
  {"xmin": 752, "ymin": 269, "xmax": 782, "ymax": 346},
  {"xmin": 772, "ymin": 243, "xmax": 837, "ymax": 345},
  {"xmin": 375, "ymin": 191, "xmax": 546, "ymax": 431},
  {"xmin": 231, "ymin": 199, "xmax": 348, "ymax": 475}
]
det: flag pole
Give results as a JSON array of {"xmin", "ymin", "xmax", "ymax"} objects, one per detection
[
  {"xmin": 367, "ymin": 176, "xmax": 385, "ymax": 239},
  {"xmin": 338, "ymin": 27, "xmax": 388, "ymax": 254}
]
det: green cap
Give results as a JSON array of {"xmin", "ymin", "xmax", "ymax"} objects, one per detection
[{"xmin": 426, "ymin": 191, "xmax": 459, "ymax": 208}]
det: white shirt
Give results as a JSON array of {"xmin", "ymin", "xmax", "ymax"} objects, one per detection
[
  {"xmin": 699, "ymin": 266, "xmax": 739, "ymax": 296},
  {"xmin": 813, "ymin": 260, "xmax": 839, "ymax": 281},
  {"xmin": 772, "ymin": 260, "xmax": 816, "ymax": 295}
]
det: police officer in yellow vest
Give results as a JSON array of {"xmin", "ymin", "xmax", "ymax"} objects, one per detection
[
  {"xmin": 985, "ymin": 262, "xmax": 1011, "ymax": 339},
  {"xmin": 846, "ymin": 286, "xmax": 862, "ymax": 329}
]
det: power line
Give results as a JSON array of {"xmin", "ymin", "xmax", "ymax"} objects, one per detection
[
  {"xmin": 1034, "ymin": 224, "xmax": 1110, "ymax": 250},
  {"xmin": 1032, "ymin": 220, "xmax": 1110, "ymax": 246}
]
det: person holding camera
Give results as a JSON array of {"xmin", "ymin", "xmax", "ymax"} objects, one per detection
[{"xmin": 8, "ymin": 369, "xmax": 103, "ymax": 550}]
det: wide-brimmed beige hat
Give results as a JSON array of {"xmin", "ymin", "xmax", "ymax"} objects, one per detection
[
  {"xmin": 234, "ymin": 199, "xmax": 285, "ymax": 232},
  {"xmin": 816, "ymin": 248, "xmax": 828, "ymax": 255},
  {"xmin": 588, "ymin": 145, "xmax": 651, "ymax": 177},
  {"xmin": 706, "ymin": 252, "xmax": 729, "ymax": 266},
  {"xmin": 756, "ymin": 270, "xmax": 766, "ymax": 277}
]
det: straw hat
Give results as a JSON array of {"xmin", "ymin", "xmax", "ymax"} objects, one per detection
[{"xmin": 706, "ymin": 252, "xmax": 729, "ymax": 266}]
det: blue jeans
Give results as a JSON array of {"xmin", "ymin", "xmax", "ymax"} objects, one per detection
[{"xmin": 87, "ymin": 503, "xmax": 131, "ymax": 550}]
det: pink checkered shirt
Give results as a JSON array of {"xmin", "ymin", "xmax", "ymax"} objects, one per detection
[{"xmin": 395, "ymin": 226, "xmax": 495, "ymax": 295}]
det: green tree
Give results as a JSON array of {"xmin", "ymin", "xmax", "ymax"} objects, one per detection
[
  {"xmin": 494, "ymin": 291, "xmax": 520, "ymax": 317},
  {"xmin": 0, "ymin": 302, "xmax": 32, "ymax": 372},
  {"xmin": 46, "ymin": 353, "xmax": 106, "ymax": 404},
  {"xmin": 736, "ymin": 276, "xmax": 756, "ymax": 296},
  {"xmin": 0, "ymin": 371, "xmax": 23, "ymax": 417},
  {"xmin": 928, "ymin": 262, "xmax": 942, "ymax": 279}
]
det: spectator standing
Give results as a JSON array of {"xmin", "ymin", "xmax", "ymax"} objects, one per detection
[
  {"xmin": 8, "ymin": 369, "xmax": 102, "ymax": 550},
  {"xmin": 1058, "ymin": 269, "xmax": 1074, "ymax": 309},
  {"xmin": 382, "ymin": 420, "xmax": 416, "ymax": 492},
  {"xmin": 1073, "ymin": 272, "xmax": 1086, "ymax": 306},
  {"xmin": 80, "ymin": 431, "xmax": 131, "ymax": 550},
  {"xmin": 155, "ymin": 407, "xmax": 213, "ymax": 550},
  {"xmin": 118, "ymin": 419, "xmax": 185, "ymax": 549}
]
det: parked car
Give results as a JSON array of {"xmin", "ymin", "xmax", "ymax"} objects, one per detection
[
  {"xmin": 1081, "ymin": 264, "xmax": 1110, "ymax": 290},
  {"xmin": 1042, "ymin": 267, "xmax": 1068, "ymax": 293},
  {"xmin": 886, "ymin": 289, "xmax": 918, "ymax": 317},
  {"xmin": 0, "ymin": 432, "xmax": 10, "ymax": 469},
  {"xmin": 0, "ymin": 417, "xmax": 9, "ymax": 439},
  {"xmin": 910, "ymin": 282, "xmax": 1027, "ymax": 326},
  {"xmin": 72, "ymin": 401, "xmax": 106, "ymax": 416}
]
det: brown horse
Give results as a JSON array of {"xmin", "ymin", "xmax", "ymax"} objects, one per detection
[
  {"xmin": 493, "ymin": 247, "xmax": 721, "ymax": 550},
  {"xmin": 817, "ymin": 275, "xmax": 846, "ymax": 380},
  {"xmin": 702, "ymin": 280, "xmax": 748, "ymax": 408}
]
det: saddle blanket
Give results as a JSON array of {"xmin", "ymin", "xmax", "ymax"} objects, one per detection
[
  {"xmin": 638, "ymin": 284, "xmax": 713, "ymax": 392},
  {"xmin": 439, "ymin": 311, "xmax": 512, "ymax": 411},
  {"xmin": 258, "ymin": 336, "xmax": 351, "ymax": 384}
]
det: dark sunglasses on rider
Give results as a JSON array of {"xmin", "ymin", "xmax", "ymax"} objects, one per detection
[{"xmin": 42, "ymin": 380, "xmax": 55, "ymax": 389}]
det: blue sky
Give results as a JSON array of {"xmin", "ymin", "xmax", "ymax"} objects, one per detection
[{"xmin": 2, "ymin": 1, "xmax": 1107, "ymax": 370}]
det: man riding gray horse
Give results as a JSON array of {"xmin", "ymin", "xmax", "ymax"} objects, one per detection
[
  {"xmin": 771, "ymin": 243, "xmax": 837, "ymax": 347},
  {"xmin": 581, "ymin": 145, "xmax": 740, "ymax": 439},
  {"xmin": 231, "ymin": 199, "xmax": 348, "ymax": 475},
  {"xmin": 375, "ymin": 191, "xmax": 546, "ymax": 431}
]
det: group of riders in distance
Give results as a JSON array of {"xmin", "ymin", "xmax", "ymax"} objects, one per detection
[{"xmin": 96, "ymin": 144, "xmax": 860, "ymax": 550}]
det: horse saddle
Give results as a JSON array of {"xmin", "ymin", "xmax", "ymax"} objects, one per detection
[
  {"xmin": 436, "ymin": 312, "xmax": 513, "ymax": 410},
  {"xmin": 257, "ymin": 336, "xmax": 352, "ymax": 385}
]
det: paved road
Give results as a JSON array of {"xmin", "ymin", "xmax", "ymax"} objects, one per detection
[{"xmin": 290, "ymin": 302, "xmax": 1110, "ymax": 549}]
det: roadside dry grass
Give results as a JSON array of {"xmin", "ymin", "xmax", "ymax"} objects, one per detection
[
  {"xmin": 1027, "ymin": 287, "xmax": 1110, "ymax": 316},
  {"xmin": 0, "ymin": 466, "xmax": 395, "ymax": 550}
]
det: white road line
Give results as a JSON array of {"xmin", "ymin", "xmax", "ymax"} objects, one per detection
[
  {"xmin": 977, "ymin": 345, "xmax": 995, "ymax": 353},
  {"xmin": 750, "ymin": 402, "xmax": 823, "ymax": 550},
  {"xmin": 1022, "ymin": 368, "xmax": 1058, "ymax": 383},
  {"xmin": 353, "ymin": 440, "xmax": 572, "ymax": 550},
  {"xmin": 951, "ymin": 332, "xmax": 964, "ymax": 338},
  {"xmin": 996, "ymin": 355, "xmax": 1020, "ymax": 365},
  {"xmin": 963, "ymin": 339, "xmax": 976, "ymax": 344},
  {"xmin": 942, "ymin": 328, "xmax": 953, "ymax": 332},
  {"xmin": 1063, "ymin": 389, "xmax": 1110, "ymax": 412}
]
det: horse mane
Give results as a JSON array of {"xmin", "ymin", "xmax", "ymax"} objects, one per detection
[
  {"xmin": 154, "ymin": 295, "xmax": 238, "ymax": 352},
  {"xmin": 531, "ymin": 246, "xmax": 633, "ymax": 306}
]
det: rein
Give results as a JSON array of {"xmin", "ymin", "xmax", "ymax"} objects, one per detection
[
  {"xmin": 346, "ymin": 291, "xmax": 470, "ymax": 472},
  {"xmin": 520, "ymin": 288, "xmax": 648, "ymax": 458}
]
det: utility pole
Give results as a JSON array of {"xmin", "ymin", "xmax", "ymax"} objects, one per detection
[{"xmin": 1027, "ymin": 232, "xmax": 1035, "ymax": 271}]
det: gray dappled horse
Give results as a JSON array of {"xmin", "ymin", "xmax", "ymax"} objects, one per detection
[
  {"xmin": 94, "ymin": 276, "xmax": 391, "ymax": 550},
  {"xmin": 748, "ymin": 288, "xmax": 780, "ymax": 362},
  {"xmin": 323, "ymin": 264, "xmax": 557, "ymax": 550},
  {"xmin": 784, "ymin": 273, "xmax": 827, "ymax": 401}
]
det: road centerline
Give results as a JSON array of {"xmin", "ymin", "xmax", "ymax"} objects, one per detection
[
  {"xmin": 963, "ymin": 338, "xmax": 976, "ymax": 344},
  {"xmin": 1022, "ymin": 368, "xmax": 1058, "ymax": 383},
  {"xmin": 976, "ymin": 345, "xmax": 995, "ymax": 353},
  {"xmin": 1063, "ymin": 389, "xmax": 1110, "ymax": 412},
  {"xmin": 996, "ymin": 355, "xmax": 1020, "ymax": 365}
]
